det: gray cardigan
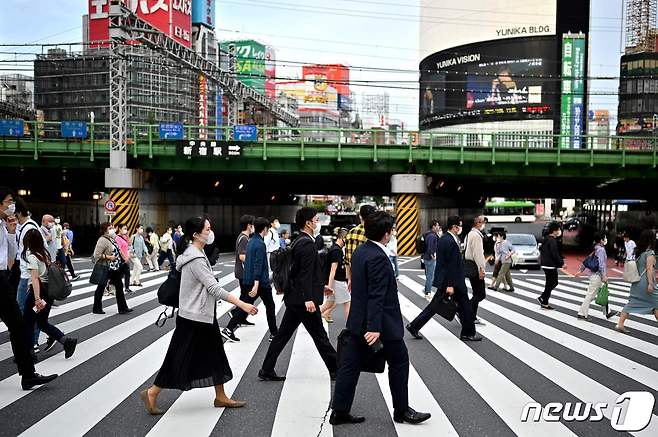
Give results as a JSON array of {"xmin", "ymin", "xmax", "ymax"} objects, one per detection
[{"xmin": 176, "ymin": 245, "xmax": 230, "ymax": 324}]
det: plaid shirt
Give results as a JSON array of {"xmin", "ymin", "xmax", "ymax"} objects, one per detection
[{"xmin": 344, "ymin": 224, "xmax": 368, "ymax": 266}]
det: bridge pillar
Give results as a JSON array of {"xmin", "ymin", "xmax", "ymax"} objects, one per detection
[
  {"xmin": 391, "ymin": 174, "xmax": 427, "ymax": 256},
  {"xmin": 105, "ymin": 168, "xmax": 143, "ymax": 233}
]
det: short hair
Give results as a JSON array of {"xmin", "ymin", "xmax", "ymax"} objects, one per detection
[
  {"xmin": 473, "ymin": 215, "xmax": 484, "ymax": 226},
  {"xmin": 547, "ymin": 221, "xmax": 561, "ymax": 234},
  {"xmin": 0, "ymin": 186, "xmax": 13, "ymax": 203},
  {"xmin": 359, "ymin": 204, "xmax": 376, "ymax": 220},
  {"xmin": 365, "ymin": 211, "xmax": 394, "ymax": 241},
  {"xmin": 117, "ymin": 223, "xmax": 127, "ymax": 230},
  {"xmin": 100, "ymin": 222, "xmax": 112, "ymax": 235},
  {"xmin": 14, "ymin": 197, "xmax": 30, "ymax": 217},
  {"xmin": 254, "ymin": 217, "xmax": 270, "ymax": 234},
  {"xmin": 146, "ymin": 226, "xmax": 153, "ymax": 233},
  {"xmin": 239, "ymin": 214, "xmax": 255, "ymax": 231},
  {"xmin": 430, "ymin": 219, "xmax": 440, "ymax": 228},
  {"xmin": 136, "ymin": 223, "xmax": 143, "ymax": 229},
  {"xmin": 269, "ymin": 216, "xmax": 279, "ymax": 225},
  {"xmin": 593, "ymin": 232, "xmax": 606, "ymax": 244},
  {"xmin": 296, "ymin": 207, "xmax": 318, "ymax": 229},
  {"xmin": 63, "ymin": 222, "xmax": 70, "ymax": 228},
  {"xmin": 499, "ymin": 231, "xmax": 507, "ymax": 239},
  {"xmin": 281, "ymin": 229, "xmax": 290, "ymax": 236},
  {"xmin": 446, "ymin": 215, "xmax": 462, "ymax": 229}
]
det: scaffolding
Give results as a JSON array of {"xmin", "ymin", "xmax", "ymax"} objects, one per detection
[{"xmin": 625, "ymin": 0, "xmax": 657, "ymax": 53}]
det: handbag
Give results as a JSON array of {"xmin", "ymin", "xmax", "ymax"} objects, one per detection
[
  {"xmin": 336, "ymin": 329, "xmax": 385, "ymax": 374},
  {"xmin": 582, "ymin": 250, "xmax": 599, "ymax": 272},
  {"xmin": 623, "ymin": 260, "xmax": 641, "ymax": 283},
  {"xmin": 595, "ymin": 282, "xmax": 609, "ymax": 306},
  {"xmin": 430, "ymin": 292, "xmax": 459, "ymax": 321},
  {"xmin": 89, "ymin": 261, "xmax": 109, "ymax": 285}
]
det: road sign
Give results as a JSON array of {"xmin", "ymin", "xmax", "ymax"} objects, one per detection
[
  {"xmin": 159, "ymin": 122, "xmax": 184, "ymax": 140},
  {"xmin": 104, "ymin": 199, "xmax": 117, "ymax": 212},
  {"xmin": 61, "ymin": 121, "xmax": 88, "ymax": 139},
  {"xmin": 233, "ymin": 125, "xmax": 257, "ymax": 141},
  {"xmin": 177, "ymin": 140, "xmax": 243, "ymax": 157},
  {"xmin": 104, "ymin": 211, "xmax": 116, "ymax": 216},
  {"xmin": 0, "ymin": 119, "xmax": 24, "ymax": 137}
]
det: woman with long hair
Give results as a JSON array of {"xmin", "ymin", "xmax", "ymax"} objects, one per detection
[
  {"xmin": 91, "ymin": 222, "xmax": 132, "ymax": 315},
  {"xmin": 616, "ymin": 230, "xmax": 657, "ymax": 332},
  {"xmin": 141, "ymin": 216, "xmax": 258, "ymax": 415},
  {"xmin": 21, "ymin": 228, "xmax": 77, "ymax": 358}
]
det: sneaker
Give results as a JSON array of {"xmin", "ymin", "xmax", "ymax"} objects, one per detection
[
  {"xmin": 269, "ymin": 334, "xmax": 275, "ymax": 342},
  {"xmin": 63, "ymin": 337, "xmax": 77, "ymax": 359},
  {"xmin": 424, "ymin": 294, "xmax": 432, "ymax": 302},
  {"xmin": 577, "ymin": 314, "xmax": 589, "ymax": 321},
  {"xmin": 474, "ymin": 318, "xmax": 486, "ymax": 326},
  {"xmin": 241, "ymin": 320, "xmax": 255, "ymax": 327},
  {"xmin": 125, "ymin": 288, "xmax": 133, "ymax": 294},
  {"xmin": 72, "ymin": 274, "xmax": 81, "ymax": 281},
  {"xmin": 44, "ymin": 337, "xmax": 57, "ymax": 352},
  {"xmin": 606, "ymin": 310, "xmax": 618, "ymax": 319},
  {"xmin": 487, "ymin": 286, "xmax": 497, "ymax": 291},
  {"xmin": 33, "ymin": 345, "xmax": 40, "ymax": 354},
  {"xmin": 221, "ymin": 328, "xmax": 240, "ymax": 343}
]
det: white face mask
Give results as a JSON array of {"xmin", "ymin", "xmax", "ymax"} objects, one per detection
[
  {"xmin": 108, "ymin": 229, "xmax": 116, "ymax": 237},
  {"xmin": 196, "ymin": 230, "xmax": 215, "ymax": 245},
  {"xmin": 313, "ymin": 225, "xmax": 321, "ymax": 237},
  {"xmin": 5, "ymin": 203, "xmax": 15, "ymax": 215},
  {"xmin": 556, "ymin": 229, "xmax": 562, "ymax": 237},
  {"xmin": 55, "ymin": 218, "xmax": 60, "ymax": 224},
  {"xmin": 455, "ymin": 226, "xmax": 462, "ymax": 235}
]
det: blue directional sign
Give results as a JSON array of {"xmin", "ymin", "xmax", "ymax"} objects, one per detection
[
  {"xmin": 60, "ymin": 121, "xmax": 88, "ymax": 139},
  {"xmin": 0, "ymin": 119, "xmax": 24, "ymax": 137},
  {"xmin": 159, "ymin": 122, "xmax": 184, "ymax": 140},
  {"xmin": 233, "ymin": 125, "xmax": 258, "ymax": 141}
]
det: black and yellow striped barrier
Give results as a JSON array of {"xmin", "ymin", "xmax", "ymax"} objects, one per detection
[
  {"xmin": 108, "ymin": 188, "xmax": 140, "ymax": 234},
  {"xmin": 395, "ymin": 194, "xmax": 419, "ymax": 256}
]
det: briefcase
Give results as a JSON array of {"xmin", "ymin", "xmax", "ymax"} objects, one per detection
[
  {"xmin": 430, "ymin": 292, "xmax": 459, "ymax": 321},
  {"xmin": 337, "ymin": 329, "xmax": 385, "ymax": 374}
]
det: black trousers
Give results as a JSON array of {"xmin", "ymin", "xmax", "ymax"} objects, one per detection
[
  {"xmin": 466, "ymin": 273, "xmax": 486, "ymax": 317},
  {"xmin": 540, "ymin": 268, "xmax": 559, "ymax": 305},
  {"xmin": 92, "ymin": 268, "xmax": 129, "ymax": 313},
  {"xmin": 158, "ymin": 250, "xmax": 175, "ymax": 269},
  {"xmin": 261, "ymin": 304, "xmax": 337, "ymax": 373},
  {"xmin": 0, "ymin": 270, "xmax": 35, "ymax": 376},
  {"xmin": 227, "ymin": 282, "xmax": 278, "ymax": 335},
  {"xmin": 65, "ymin": 254, "xmax": 76, "ymax": 277},
  {"xmin": 333, "ymin": 337, "xmax": 409, "ymax": 414},
  {"xmin": 23, "ymin": 285, "xmax": 65, "ymax": 345},
  {"xmin": 408, "ymin": 285, "xmax": 476, "ymax": 337}
]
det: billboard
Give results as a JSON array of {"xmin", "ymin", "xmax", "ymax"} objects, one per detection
[
  {"xmin": 198, "ymin": 74, "xmax": 208, "ymax": 139},
  {"xmin": 302, "ymin": 64, "xmax": 350, "ymax": 97},
  {"xmin": 220, "ymin": 40, "xmax": 266, "ymax": 93},
  {"xmin": 559, "ymin": 34, "xmax": 586, "ymax": 148},
  {"xmin": 419, "ymin": 0, "xmax": 557, "ymax": 61},
  {"xmin": 277, "ymin": 81, "xmax": 338, "ymax": 114},
  {"xmin": 88, "ymin": 0, "xmax": 191, "ymax": 48},
  {"xmin": 192, "ymin": 0, "xmax": 215, "ymax": 29},
  {"xmin": 265, "ymin": 46, "xmax": 276, "ymax": 98},
  {"xmin": 419, "ymin": 37, "xmax": 557, "ymax": 129}
]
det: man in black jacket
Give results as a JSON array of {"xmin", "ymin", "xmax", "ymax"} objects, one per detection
[
  {"xmin": 331, "ymin": 211, "xmax": 431, "ymax": 426},
  {"xmin": 258, "ymin": 207, "xmax": 337, "ymax": 381},
  {"xmin": 539, "ymin": 221, "xmax": 564, "ymax": 310}
]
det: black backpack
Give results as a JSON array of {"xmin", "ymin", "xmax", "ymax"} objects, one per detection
[
  {"xmin": 156, "ymin": 255, "xmax": 204, "ymax": 308},
  {"xmin": 416, "ymin": 233, "xmax": 427, "ymax": 254},
  {"xmin": 47, "ymin": 263, "xmax": 72, "ymax": 301},
  {"xmin": 271, "ymin": 234, "xmax": 313, "ymax": 295}
]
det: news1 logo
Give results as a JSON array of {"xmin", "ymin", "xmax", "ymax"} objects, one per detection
[{"xmin": 521, "ymin": 392, "xmax": 655, "ymax": 431}]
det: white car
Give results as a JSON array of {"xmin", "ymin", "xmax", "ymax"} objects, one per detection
[{"xmin": 506, "ymin": 233, "xmax": 541, "ymax": 269}]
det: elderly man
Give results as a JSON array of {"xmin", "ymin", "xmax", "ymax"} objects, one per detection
[{"xmin": 40, "ymin": 215, "xmax": 57, "ymax": 263}]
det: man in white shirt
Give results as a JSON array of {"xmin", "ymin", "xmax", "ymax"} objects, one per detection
[
  {"xmin": 263, "ymin": 217, "xmax": 281, "ymax": 269},
  {"xmin": 623, "ymin": 233, "xmax": 637, "ymax": 262}
]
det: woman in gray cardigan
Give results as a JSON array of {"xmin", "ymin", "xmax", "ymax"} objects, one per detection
[{"xmin": 140, "ymin": 216, "xmax": 258, "ymax": 415}]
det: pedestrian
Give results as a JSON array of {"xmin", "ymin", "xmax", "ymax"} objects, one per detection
[
  {"xmin": 624, "ymin": 233, "xmax": 636, "ymax": 264},
  {"xmin": 258, "ymin": 207, "xmax": 338, "ymax": 382},
  {"xmin": 40, "ymin": 215, "xmax": 57, "ymax": 263},
  {"xmin": 146, "ymin": 227, "xmax": 160, "ymax": 271},
  {"xmin": 279, "ymin": 229, "xmax": 289, "ymax": 248},
  {"xmin": 576, "ymin": 232, "xmax": 617, "ymax": 320},
  {"xmin": 61, "ymin": 222, "xmax": 79, "ymax": 280},
  {"xmin": 140, "ymin": 216, "xmax": 258, "ymax": 415},
  {"xmin": 91, "ymin": 222, "xmax": 133, "ymax": 315},
  {"xmin": 20, "ymin": 228, "xmax": 78, "ymax": 358},
  {"xmin": 129, "ymin": 224, "xmax": 148, "ymax": 287},
  {"xmin": 320, "ymin": 227, "xmax": 350, "ymax": 323},
  {"xmin": 158, "ymin": 227, "xmax": 175, "ymax": 270},
  {"xmin": 344, "ymin": 205, "xmax": 377, "ymax": 289},
  {"xmin": 538, "ymin": 222, "xmax": 563, "ymax": 310},
  {"xmin": 53, "ymin": 217, "xmax": 64, "ymax": 267},
  {"xmin": 223, "ymin": 216, "xmax": 278, "ymax": 343},
  {"xmin": 464, "ymin": 215, "xmax": 487, "ymax": 325},
  {"xmin": 172, "ymin": 224, "xmax": 184, "ymax": 245},
  {"xmin": 489, "ymin": 231, "xmax": 515, "ymax": 292},
  {"xmin": 490, "ymin": 232, "xmax": 502, "ymax": 284},
  {"xmin": 387, "ymin": 226, "xmax": 399, "ymax": 279},
  {"xmin": 115, "ymin": 224, "xmax": 133, "ymax": 293},
  {"xmin": 264, "ymin": 216, "xmax": 281, "ymax": 268},
  {"xmin": 616, "ymin": 230, "xmax": 657, "ymax": 332},
  {"xmin": 421, "ymin": 220, "xmax": 440, "ymax": 301},
  {"xmin": 0, "ymin": 187, "xmax": 58, "ymax": 390},
  {"xmin": 406, "ymin": 215, "xmax": 481, "ymax": 342},
  {"xmin": 331, "ymin": 211, "xmax": 431, "ymax": 426}
]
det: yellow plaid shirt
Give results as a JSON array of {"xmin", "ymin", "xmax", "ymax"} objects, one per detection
[{"xmin": 344, "ymin": 224, "xmax": 368, "ymax": 266}]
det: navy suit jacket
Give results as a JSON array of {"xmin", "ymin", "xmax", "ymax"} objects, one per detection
[
  {"xmin": 243, "ymin": 234, "xmax": 270, "ymax": 288},
  {"xmin": 433, "ymin": 233, "xmax": 467, "ymax": 292},
  {"xmin": 346, "ymin": 240, "xmax": 404, "ymax": 341}
]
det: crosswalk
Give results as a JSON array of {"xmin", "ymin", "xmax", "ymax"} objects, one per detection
[{"xmin": 0, "ymin": 256, "xmax": 656, "ymax": 436}]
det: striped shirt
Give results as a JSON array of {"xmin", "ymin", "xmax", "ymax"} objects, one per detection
[{"xmin": 344, "ymin": 224, "xmax": 367, "ymax": 266}]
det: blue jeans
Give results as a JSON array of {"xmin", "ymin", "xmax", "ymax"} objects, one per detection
[
  {"xmin": 16, "ymin": 278, "xmax": 40, "ymax": 346},
  {"xmin": 389, "ymin": 256, "xmax": 399, "ymax": 278},
  {"xmin": 424, "ymin": 259, "xmax": 436, "ymax": 294}
]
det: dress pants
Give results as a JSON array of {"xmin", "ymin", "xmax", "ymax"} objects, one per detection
[
  {"xmin": 92, "ymin": 269, "xmax": 129, "ymax": 313},
  {"xmin": 333, "ymin": 337, "xmax": 409, "ymax": 414},
  {"xmin": 129, "ymin": 255, "xmax": 143, "ymax": 284},
  {"xmin": 466, "ymin": 273, "xmax": 486, "ymax": 317},
  {"xmin": 0, "ymin": 270, "xmax": 35, "ymax": 376},
  {"xmin": 261, "ymin": 304, "xmax": 337, "ymax": 373},
  {"xmin": 408, "ymin": 285, "xmax": 476, "ymax": 337},
  {"xmin": 227, "ymin": 282, "xmax": 278, "ymax": 335},
  {"xmin": 64, "ymin": 254, "xmax": 76, "ymax": 277},
  {"xmin": 540, "ymin": 268, "xmax": 559, "ymax": 304}
]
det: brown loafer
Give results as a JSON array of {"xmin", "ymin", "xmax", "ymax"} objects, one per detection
[
  {"xmin": 214, "ymin": 398, "xmax": 246, "ymax": 408},
  {"xmin": 140, "ymin": 389, "xmax": 165, "ymax": 415}
]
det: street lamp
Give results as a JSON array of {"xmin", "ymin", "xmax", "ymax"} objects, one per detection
[
  {"xmin": 17, "ymin": 189, "xmax": 30, "ymax": 196},
  {"xmin": 92, "ymin": 192, "xmax": 102, "ymax": 226}
]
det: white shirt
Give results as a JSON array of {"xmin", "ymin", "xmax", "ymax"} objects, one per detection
[
  {"xmin": 386, "ymin": 235, "xmax": 398, "ymax": 256},
  {"xmin": 55, "ymin": 224, "xmax": 63, "ymax": 250},
  {"xmin": 264, "ymin": 227, "xmax": 281, "ymax": 253},
  {"xmin": 625, "ymin": 240, "xmax": 637, "ymax": 261},
  {"xmin": 0, "ymin": 220, "xmax": 8, "ymax": 270},
  {"xmin": 371, "ymin": 239, "xmax": 392, "ymax": 257},
  {"xmin": 17, "ymin": 219, "xmax": 42, "ymax": 279}
]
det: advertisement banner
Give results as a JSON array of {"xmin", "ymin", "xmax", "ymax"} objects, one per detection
[
  {"xmin": 171, "ymin": 0, "xmax": 192, "ymax": 47},
  {"xmin": 265, "ymin": 46, "xmax": 276, "ymax": 98},
  {"xmin": 221, "ymin": 40, "xmax": 266, "ymax": 93},
  {"xmin": 559, "ymin": 36, "xmax": 574, "ymax": 148},
  {"xmin": 192, "ymin": 0, "xmax": 215, "ymax": 29},
  {"xmin": 302, "ymin": 64, "xmax": 350, "ymax": 97},
  {"xmin": 560, "ymin": 35, "xmax": 586, "ymax": 148},
  {"xmin": 570, "ymin": 37, "xmax": 586, "ymax": 148},
  {"xmin": 216, "ymin": 89, "xmax": 223, "ymax": 139},
  {"xmin": 198, "ymin": 74, "xmax": 208, "ymax": 140}
]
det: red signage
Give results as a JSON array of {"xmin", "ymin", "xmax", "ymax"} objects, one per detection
[
  {"xmin": 302, "ymin": 64, "xmax": 350, "ymax": 97},
  {"xmin": 171, "ymin": 0, "xmax": 192, "ymax": 47},
  {"xmin": 198, "ymin": 74, "xmax": 208, "ymax": 139}
]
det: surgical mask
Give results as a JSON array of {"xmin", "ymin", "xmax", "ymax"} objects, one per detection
[
  {"xmin": 108, "ymin": 229, "xmax": 116, "ymax": 237},
  {"xmin": 5, "ymin": 203, "xmax": 15, "ymax": 215},
  {"xmin": 196, "ymin": 230, "xmax": 215, "ymax": 245},
  {"xmin": 313, "ymin": 224, "xmax": 321, "ymax": 237},
  {"xmin": 557, "ymin": 229, "xmax": 562, "ymax": 237},
  {"xmin": 437, "ymin": 230, "xmax": 443, "ymax": 238},
  {"xmin": 55, "ymin": 218, "xmax": 60, "ymax": 224},
  {"xmin": 455, "ymin": 226, "xmax": 462, "ymax": 235},
  {"xmin": 602, "ymin": 238, "xmax": 608, "ymax": 246},
  {"xmin": 137, "ymin": 229, "xmax": 143, "ymax": 234},
  {"xmin": 47, "ymin": 223, "xmax": 54, "ymax": 229}
]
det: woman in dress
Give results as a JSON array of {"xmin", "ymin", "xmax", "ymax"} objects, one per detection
[
  {"xmin": 141, "ymin": 216, "xmax": 258, "ymax": 415},
  {"xmin": 320, "ymin": 228, "xmax": 351, "ymax": 323},
  {"xmin": 616, "ymin": 229, "xmax": 657, "ymax": 333}
]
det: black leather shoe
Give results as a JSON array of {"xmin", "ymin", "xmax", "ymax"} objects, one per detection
[
  {"xmin": 63, "ymin": 337, "xmax": 77, "ymax": 359},
  {"xmin": 460, "ymin": 334, "xmax": 483, "ymax": 342},
  {"xmin": 240, "ymin": 320, "xmax": 256, "ymax": 327},
  {"xmin": 118, "ymin": 308, "xmax": 134, "ymax": 314},
  {"xmin": 92, "ymin": 310, "xmax": 106, "ymax": 315},
  {"xmin": 21, "ymin": 373, "xmax": 58, "ymax": 390},
  {"xmin": 393, "ymin": 407, "xmax": 431, "ymax": 424},
  {"xmin": 330, "ymin": 411, "xmax": 366, "ymax": 425},
  {"xmin": 258, "ymin": 369, "xmax": 286, "ymax": 381},
  {"xmin": 406, "ymin": 324, "xmax": 423, "ymax": 340}
]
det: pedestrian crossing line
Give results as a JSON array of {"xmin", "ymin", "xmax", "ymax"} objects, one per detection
[
  {"xmin": 144, "ymin": 295, "xmax": 284, "ymax": 437},
  {"xmin": 394, "ymin": 281, "xmax": 578, "ymax": 437},
  {"xmin": 270, "ymin": 318, "xmax": 333, "ymax": 437},
  {"xmin": 399, "ymin": 275, "xmax": 658, "ymax": 392},
  {"xmin": 66, "ymin": 270, "xmax": 168, "ymax": 299},
  {"xmin": 376, "ymin": 363, "xmax": 459, "ymax": 437},
  {"xmin": 559, "ymin": 278, "xmax": 632, "ymax": 297},
  {"xmin": 521, "ymin": 278, "xmax": 631, "ymax": 307}
]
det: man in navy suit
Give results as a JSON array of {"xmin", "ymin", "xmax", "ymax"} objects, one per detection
[
  {"xmin": 406, "ymin": 215, "xmax": 482, "ymax": 341},
  {"xmin": 330, "ymin": 211, "xmax": 431, "ymax": 426}
]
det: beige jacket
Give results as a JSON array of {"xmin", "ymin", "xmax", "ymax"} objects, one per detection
[{"xmin": 465, "ymin": 229, "xmax": 486, "ymax": 271}]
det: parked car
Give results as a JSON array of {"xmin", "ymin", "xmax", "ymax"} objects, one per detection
[{"xmin": 506, "ymin": 233, "xmax": 541, "ymax": 269}]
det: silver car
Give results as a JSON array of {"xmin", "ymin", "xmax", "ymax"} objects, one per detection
[{"xmin": 506, "ymin": 233, "xmax": 541, "ymax": 268}]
